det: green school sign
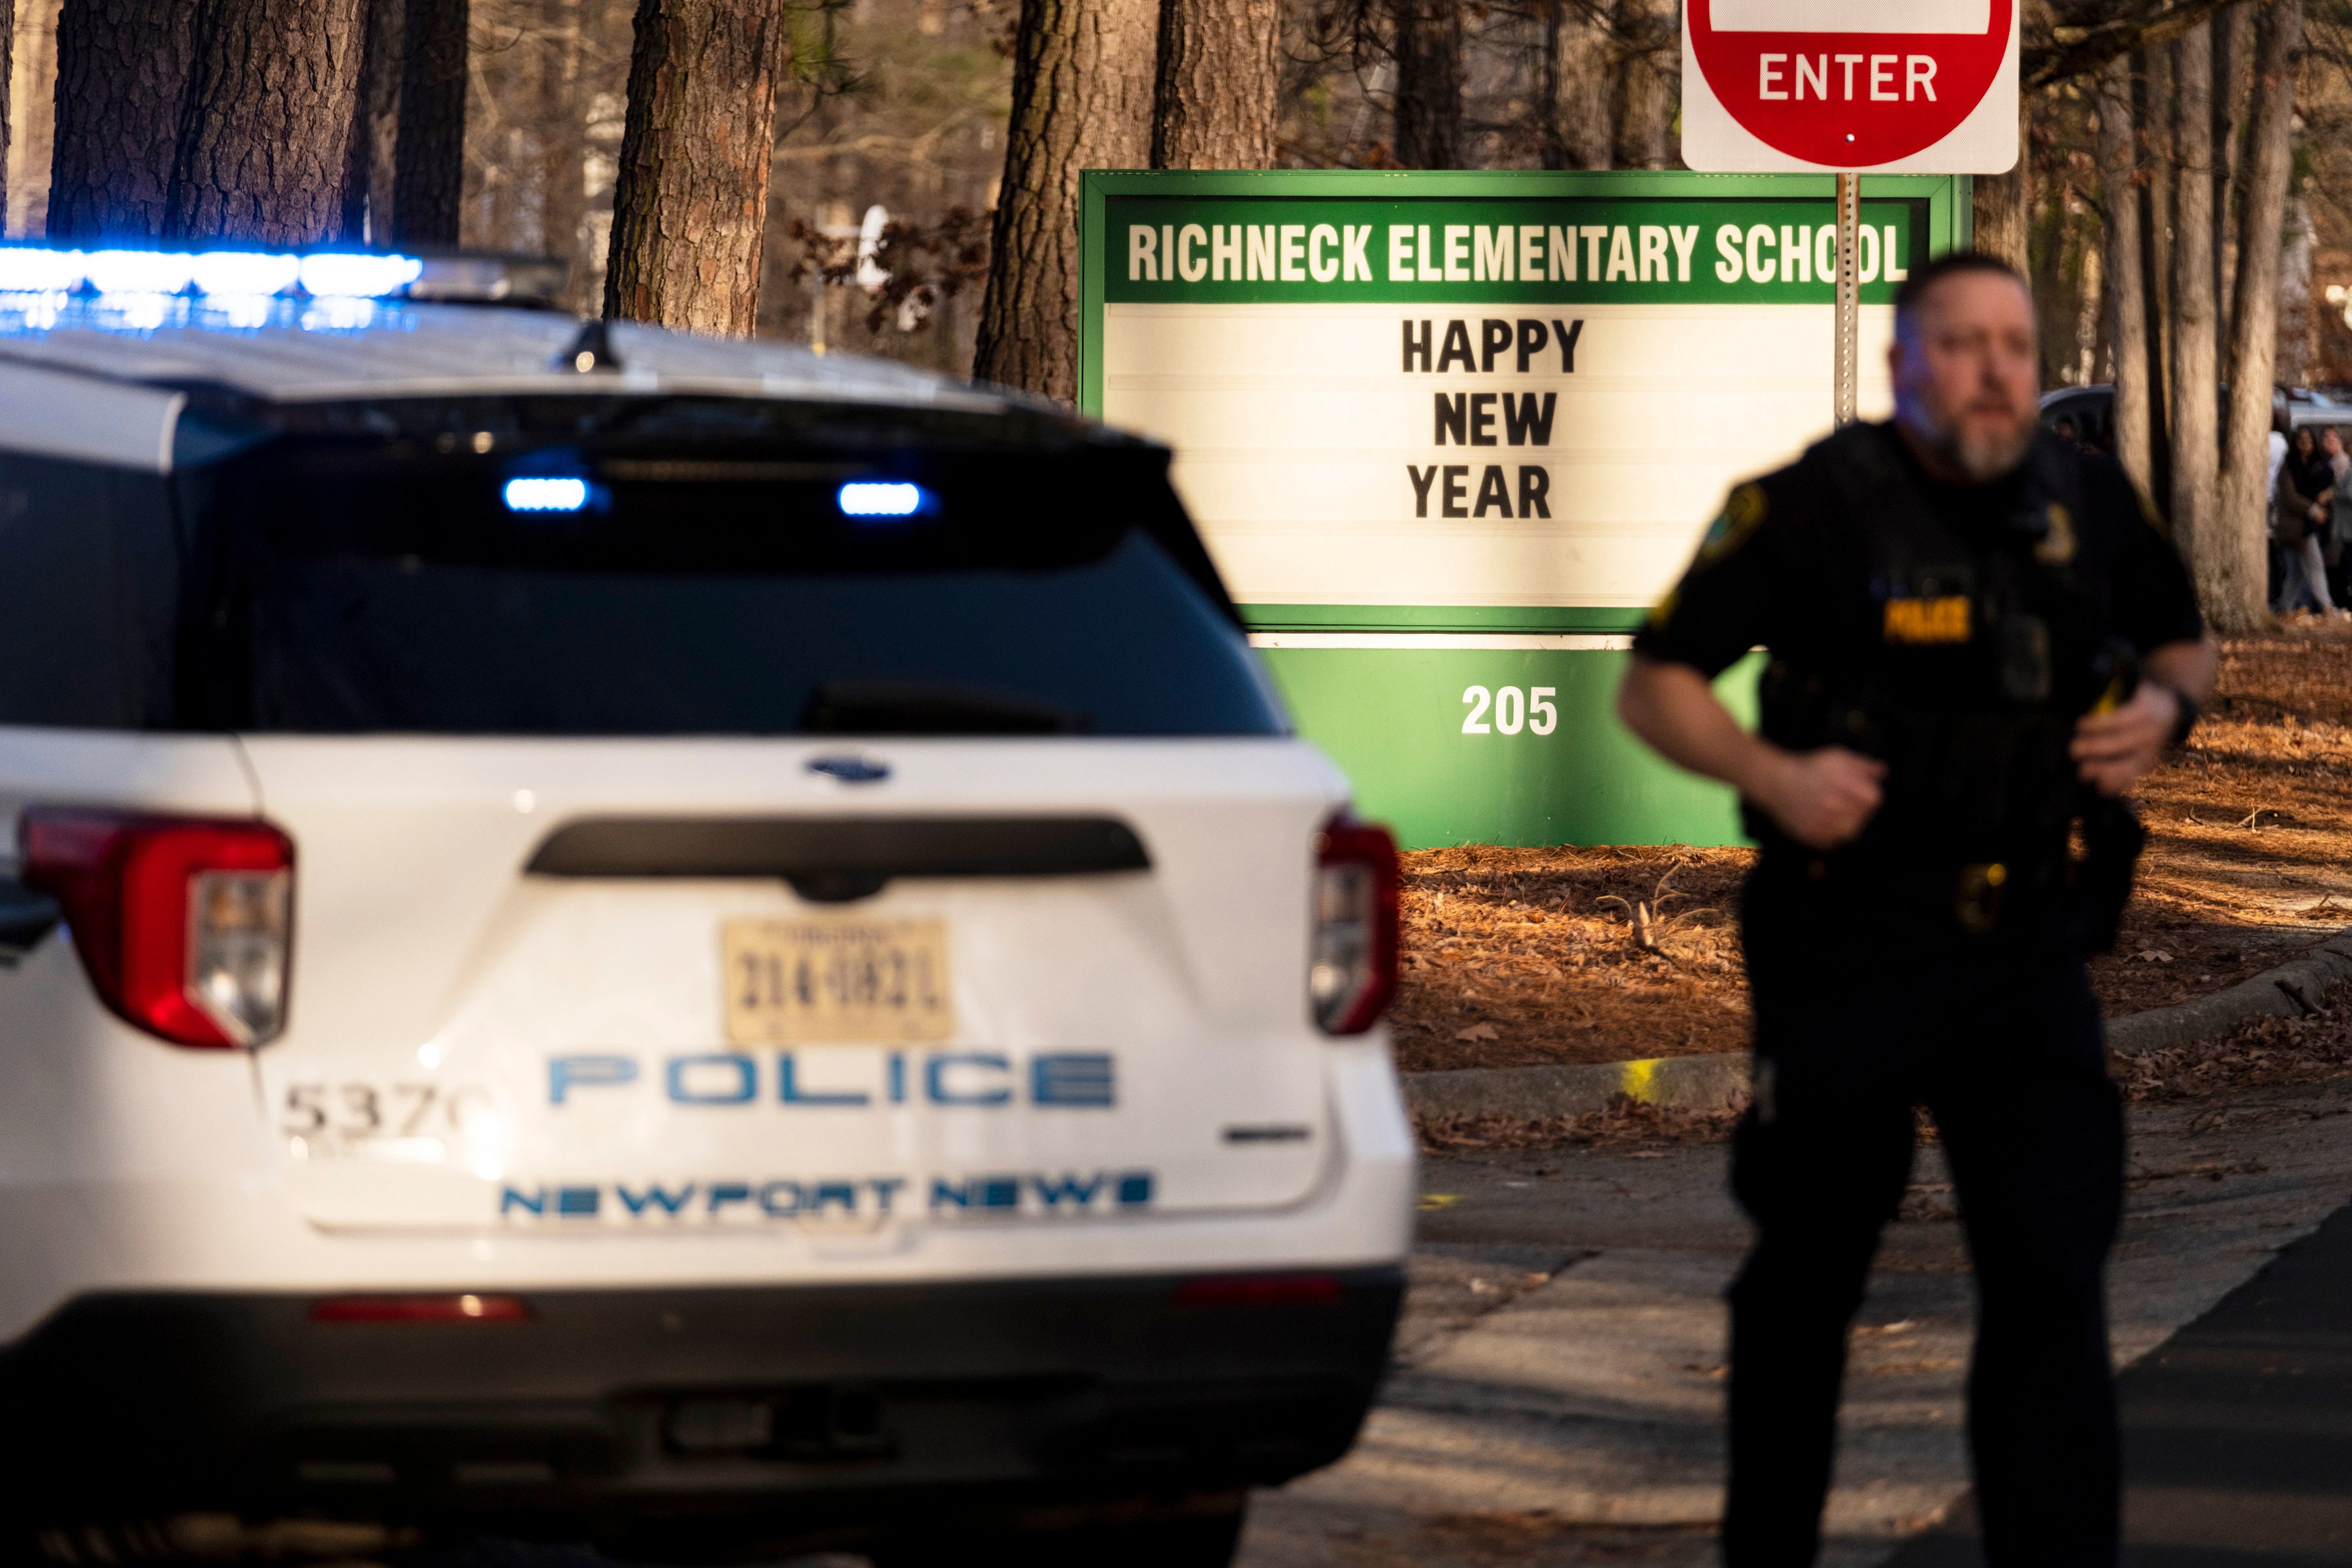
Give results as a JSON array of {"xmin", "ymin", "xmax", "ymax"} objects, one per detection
[{"xmin": 1078, "ymin": 169, "xmax": 1968, "ymax": 849}]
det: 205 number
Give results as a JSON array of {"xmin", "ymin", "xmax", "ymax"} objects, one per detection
[{"xmin": 1462, "ymin": 685, "xmax": 1558, "ymax": 736}]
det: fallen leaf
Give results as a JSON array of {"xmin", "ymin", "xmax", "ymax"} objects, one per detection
[
  {"xmin": 2134, "ymin": 949, "xmax": 2174, "ymax": 964},
  {"xmin": 1454, "ymin": 1021, "xmax": 1500, "ymax": 1041},
  {"xmin": 1417, "ymin": 1192, "xmax": 1462, "ymax": 1211}
]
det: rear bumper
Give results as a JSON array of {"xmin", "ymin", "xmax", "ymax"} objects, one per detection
[{"xmin": 0, "ymin": 1269, "xmax": 1401, "ymax": 1543}]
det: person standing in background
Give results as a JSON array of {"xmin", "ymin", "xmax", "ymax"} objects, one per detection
[{"xmin": 2276, "ymin": 426, "xmax": 2338, "ymax": 617}]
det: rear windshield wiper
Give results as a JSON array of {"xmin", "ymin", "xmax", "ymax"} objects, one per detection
[{"xmin": 799, "ymin": 681, "xmax": 1092, "ymax": 736}]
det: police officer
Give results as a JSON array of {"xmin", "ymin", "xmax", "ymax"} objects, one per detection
[{"xmin": 1617, "ymin": 251, "xmax": 2216, "ymax": 1568}]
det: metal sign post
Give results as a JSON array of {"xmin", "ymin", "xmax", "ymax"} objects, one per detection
[
  {"xmin": 1680, "ymin": 1, "xmax": 2020, "ymax": 427},
  {"xmin": 1836, "ymin": 171, "xmax": 1861, "ymax": 427}
]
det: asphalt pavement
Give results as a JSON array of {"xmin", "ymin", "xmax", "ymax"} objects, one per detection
[
  {"xmin": 1238, "ymin": 1077, "xmax": 2352, "ymax": 1567},
  {"xmin": 1891, "ymin": 1195, "xmax": 2352, "ymax": 1567}
]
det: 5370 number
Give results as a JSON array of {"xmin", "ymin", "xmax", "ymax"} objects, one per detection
[
  {"xmin": 1462, "ymin": 685, "xmax": 1558, "ymax": 736},
  {"xmin": 282, "ymin": 1082, "xmax": 491, "ymax": 1140}
]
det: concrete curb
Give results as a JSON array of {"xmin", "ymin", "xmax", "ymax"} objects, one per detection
[{"xmin": 1401, "ymin": 935, "xmax": 2352, "ymax": 1121}]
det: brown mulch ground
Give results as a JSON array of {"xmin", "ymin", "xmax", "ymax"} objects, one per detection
[
  {"xmin": 1414, "ymin": 979, "xmax": 2352, "ymax": 1156},
  {"xmin": 1393, "ymin": 619, "xmax": 2352, "ymax": 1075}
]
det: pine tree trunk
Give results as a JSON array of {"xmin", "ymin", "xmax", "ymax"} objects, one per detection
[
  {"xmin": 0, "ymin": 2, "xmax": 15, "ymax": 226},
  {"xmin": 1971, "ymin": 158, "xmax": 2030, "ymax": 272},
  {"xmin": 2168, "ymin": 22, "xmax": 2223, "ymax": 618},
  {"xmin": 1151, "ymin": 0, "xmax": 1276, "ymax": 168},
  {"xmin": 2216, "ymin": 0, "xmax": 2300, "ymax": 634},
  {"xmin": 971, "ymin": 0, "xmax": 1154, "ymax": 397},
  {"xmin": 1611, "ymin": 0, "xmax": 1670, "ymax": 169},
  {"xmin": 339, "ymin": 0, "xmax": 399, "ymax": 242},
  {"xmin": 1390, "ymin": 0, "xmax": 1461, "ymax": 167},
  {"xmin": 603, "ymin": 0, "xmax": 789, "ymax": 336},
  {"xmin": 1540, "ymin": 0, "xmax": 1612, "ymax": 170},
  {"xmin": 2100, "ymin": 56, "xmax": 2153, "ymax": 507},
  {"xmin": 2140, "ymin": 44, "xmax": 2174, "ymax": 515},
  {"xmin": 8, "ymin": 0, "xmax": 59, "ymax": 236},
  {"xmin": 537, "ymin": 0, "xmax": 587, "ymax": 306},
  {"xmin": 2211, "ymin": 1, "xmax": 2250, "ymax": 351},
  {"xmin": 392, "ymin": 0, "xmax": 466, "ymax": 245},
  {"xmin": 163, "ymin": 0, "xmax": 366, "ymax": 245},
  {"xmin": 46, "ymin": 0, "xmax": 195, "ymax": 239}
]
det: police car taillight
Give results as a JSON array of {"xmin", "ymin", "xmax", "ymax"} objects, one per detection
[
  {"xmin": 1311, "ymin": 814, "xmax": 1399, "ymax": 1036},
  {"xmin": 20, "ymin": 808, "xmax": 293, "ymax": 1049}
]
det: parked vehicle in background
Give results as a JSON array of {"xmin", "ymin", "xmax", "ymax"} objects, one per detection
[
  {"xmin": 2038, "ymin": 384, "xmax": 2352, "ymax": 454},
  {"xmin": 0, "ymin": 248, "xmax": 1414, "ymax": 1567}
]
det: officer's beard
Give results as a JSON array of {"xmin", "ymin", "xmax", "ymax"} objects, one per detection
[{"xmin": 1909, "ymin": 395, "xmax": 2035, "ymax": 483}]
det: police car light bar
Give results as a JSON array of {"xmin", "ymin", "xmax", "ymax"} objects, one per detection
[
  {"xmin": 838, "ymin": 482, "xmax": 928, "ymax": 517},
  {"xmin": 503, "ymin": 478, "xmax": 591, "ymax": 514},
  {"xmin": 0, "ymin": 246, "xmax": 562, "ymax": 303}
]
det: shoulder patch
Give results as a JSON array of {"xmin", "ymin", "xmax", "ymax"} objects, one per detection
[
  {"xmin": 2034, "ymin": 500, "xmax": 2076, "ymax": 565},
  {"xmin": 1697, "ymin": 483, "xmax": 1767, "ymax": 565}
]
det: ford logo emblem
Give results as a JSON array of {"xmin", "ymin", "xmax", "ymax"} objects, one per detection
[{"xmin": 807, "ymin": 755, "xmax": 890, "ymax": 785}]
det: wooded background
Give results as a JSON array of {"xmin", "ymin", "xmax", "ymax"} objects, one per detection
[{"xmin": 0, "ymin": 0, "xmax": 2347, "ymax": 627}]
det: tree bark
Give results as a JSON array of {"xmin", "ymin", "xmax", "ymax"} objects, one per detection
[
  {"xmin": 1151, "ymin": 0, "xmax": 1276, "ymax": 168},
  {"xmin": 2210, "ymin": 1, "xmax": 2251, "ymax": 349},
  {"xmin": 2168, "ymin": 22, "xmax": 2223, "ymax": 617},
  {"xmin": 1540, "ymin": 0, "xmax": 1612, "ymax": 170},
  {"xmin": 536, "ymin": 0, "xmax": 587, "ymax": 306},
  {"xmin": 1972, "ymin": 158, "xmax": 2031, "ymax": 272},
  {"xmin": 971, "ymin": 0, "xmax": 1154, "ymax": 397},
  {"xmin": 2100, "ymin": 56, "xmax": 2154, "ymax": 506},
  {"xmin": 392, "ymin": 0, "xmax": 466, "ymax": 246},
  {"xmin": 8, "ymin": 0, "xmax": 59, "ymax": 236},
  {"xmin": 1612, "ymin": 0, "xmax": 1671, "ymax": 169},
  {"xmin": 162, "ymin": 0, "xmax": 365, "ymax": 245},
  {"xmin": 46, "ymin": 0, "xmax": 195, "ymax": 239},
  {"xmin": 0, "ymin": 1, "xmax": 15, "ymax": 226},
  {"xmin": 2215, "ymin": 0, "xmax": 2300, "ymax": 633},
  {"xmin": 1390, "ymin": 0, "xmax": 1461, "ymax": 167},
  {"xmin": 340, "ymin": 0, "xmax": 400, "ymax": 242},
  {"xmin": 2140, "ymin": 42, "xmax": 2174, "ymax": 512},
  {"xmin": 603, "ymin": 0, "xmax": 789, "ymax": 336}
]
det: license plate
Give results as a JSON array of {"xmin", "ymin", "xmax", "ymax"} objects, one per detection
[{"xmin": 722, "ymin": 917, "xmax": 953, "ymax": 1045}]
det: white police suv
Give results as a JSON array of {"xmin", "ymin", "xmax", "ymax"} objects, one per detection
[{"xmin": 0, "ymin": 248, "xmax": 1413, "ymax": 1565}]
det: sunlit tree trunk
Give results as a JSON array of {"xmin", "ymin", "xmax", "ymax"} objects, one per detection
[
  {"xmin": 2099, "ymin": 56, "xmax": 2153, "ymax": 506},
  {"xmin": 2138, "ymin": 44, "xmax": 2174, "ymax": 514},
  {"xmin": 163, "ymin": 0, "xmax": 366, "ymax": 245},
  {"xmin": 1972, "ymin": 159, "xmax": 2030, "ymax": 273},
  {"xmin": 340, "ymin": 0, "xmax": 400, "ymax": 242},
  {"xmin": 46, "ymin": 0, "xmax": 195, "ymax": 238},
  {"xmin": 2215, "ymin": 0, "xmax": 2301, "ymax": 634},
  {"xmin": 536, "ymin": 0, "xmax": 587, "ymax": 307},
  {"xmin": 604, "ymin": 0, "xmax": 789, "ymax": 336},
  {"xmin": 972, "ymin": 0, "xmax": 1154, "ymax": 396},
  {"xmin": 393, "ymin": 0, "xmax": 467, "ymax": 246},
  {"xmin": 1539, "ymin": 0, "xmax": 1612, "ymax": 171},
  {"xmin": 1152, "ymin": 0, "xmax": 1276, "ymax": 168},
  {"xmin": 2211, "ymin": 1, "xmax": 2250, "ymax": 351},
  {"xmin": 2168, "ymin": 22, "xmax": 2223, "ymax": 617},
  {"xmin": 1611, "ymin": 0, "xmax": 1670, "ymax": 169},
  {"xmin": 1390, "ymin": 0, "xmax": 1461, "ymax": 167}
]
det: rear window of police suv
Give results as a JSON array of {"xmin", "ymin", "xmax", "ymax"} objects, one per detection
[{"xmin": 0, "ymin": 411, "xmax": 1286, "ymax": 739}]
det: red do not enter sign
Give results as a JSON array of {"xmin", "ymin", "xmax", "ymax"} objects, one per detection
[{"xmin": 1682, "ymin": 0, "xmax": 2018, "ymax": 174}]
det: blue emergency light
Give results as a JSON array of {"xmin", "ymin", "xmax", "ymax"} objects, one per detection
[
  {"xmin": 0, "ymin": 244, "xmax": 426, "ymax": 299},
  {"xmin": 837, "ymin": 481, "xmax": 928, "ymax": 518},
  {"xmin": 503, "ymin": 478, "xmax": 591, "ymax": 514}
]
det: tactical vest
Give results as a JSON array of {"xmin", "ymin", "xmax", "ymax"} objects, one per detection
[{"xmin": 1750, "ymin": 423, "xmax": 2142, "ymax": 943}]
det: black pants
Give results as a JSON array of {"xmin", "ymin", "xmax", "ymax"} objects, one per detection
[{"xmin": 1722, "ymin": 915, "xmax": 2124, "ymax": 1567}]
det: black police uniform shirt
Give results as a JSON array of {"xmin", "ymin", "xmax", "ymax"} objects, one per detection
[{"xmin": 1634, "ymin": 421, "xmax": 2203, "ymax": 916}]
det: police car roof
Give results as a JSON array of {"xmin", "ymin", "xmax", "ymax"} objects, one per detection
[{"xmin": 0, "ymin": 294, "xmax": 1066, "ymax": 470}]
